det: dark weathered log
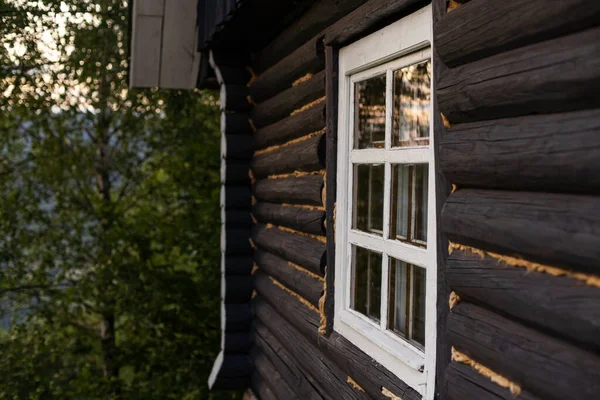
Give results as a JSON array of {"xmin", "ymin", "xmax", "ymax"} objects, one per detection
[
  {"xmin": 253, "ymin": 0, "xmax": 368, "ymax": 73},
  {"xmin": 221, "ymin": 84, "xmax": 251, "ymax": 112},
  {"xmin": 255, "ymin": 250, "xmax": 323, "ymax": 307},
  {"xmin": 224, "ymin": 276, "xmax": 253, "ymax": 304},
  {"xmin": 435, "ymin": 0, "xmax": 600, "ymax": 67},
  {"xmin": 210, "ymin": 376, "xmax": 250, "ymax": 390},
  {"xmin": 253, "ymin": 202, "xmax": 325, "ymax": 236},
  {"xmin": 251, "ymin": 372, "xmax": 277, "ymax": 400},
  {"xmin": 221, "ymin": 112, "xmax": 252, "ymax": 135},
  {"xmin": 446, "ymin": 362, "xmax": 541, "ymax": 400},
  {"xmin": 252, "ymin": 348, "xmax": 298, "ymax": 400},
  {"xmin": 447, "ymin": 249, "xmax": 600, "ymax": 350},
  {"xmin": 225, "ymin": 304, "xmax": 252, "ymax": 332},
  {"xmin": 217, "ymin": 354, "xmax": 253, "ymax": 379},
  {"xmin": 440, "ymin": 109, "xmax": 600, "ymax": 193},
  {"xmin": 253, "ymin": 175, "xmax": 324, "ymax": 206},
  {"xmin": 252, "ymin": 324, "xmax": 325, "ymax": 400},
  {"xmin": 223, "ymin": 185, "xmax": 252, "ymax": 210},
  {"xmin": 442, "ymin": 189, "xmax": 600, "ymax": 274},
  {"xmin": 224, "ymin": 332, "xmax": 253, "ymax": 354},
  {"xmin": 250, "ymin": 37, "xmax": 324, "ymax": 104},
  {"xmin": 224, "ymin": 210, "xmax": 253, "ymax": 230},
  {"xmin": 253, "ymin": 282, "xmax": 419, "ymax": 400},
  {"xmin": 449, "ymin": 302, "xmax": 600, "ymax": 400},
  {"xmin": 251, "ymin": 69, "xmax": 325, "ymax": 128},
  {"xmin": 216, "ymin": 65, "xmax": 252, "ymax": 86},
  {"xmin": 323, "ymin": 45, "xmax": 339, "ymax": 336},
  {"xmin": 438, "ymin": 27, "xmax": 600, "ymax": 124},
  {"xmin": 432, "ymin": 3, "xmax": 453, "ymax": 396},
  {"xmin": 224, "ymin": 256, "xmax": 254, "ymax": 277},
  {"xmin": 252, "ymin": 224, "xmax": 325, "ymax": 276},
  {"xmin": 222, "ymin": 134, "xmax": 255, "ymax": 160},
  {"xmin": 323, "ymin": 0, "xmax": 424, "ymax": 46},
  {"xmin": 253, "ymin": 297, "xmax": 372, "ymax": 400},
  {"xmin": 224, "ymin": 228, "xmax": 253, "ymax": 256},
  {"xmin": 251, "ymin": 134, "xmax": 326, "ymax": 179},
  {"xmin": 254, "ymin": 103, "xmax": 325, "ymax": 149},
  {"xmin": 223, "ymin": 162, "xmax": 250, "ymax": 185}
]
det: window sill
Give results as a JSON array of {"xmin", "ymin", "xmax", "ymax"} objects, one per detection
[{"xmin": 335, "ymin": 310, "xmax": 427, "ymax": 395}]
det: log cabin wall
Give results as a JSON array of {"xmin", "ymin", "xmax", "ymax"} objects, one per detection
[
  {"xmin": 434, "ymin": 0, "xmax": 600, "ymax": 399},
  {"xmin": 246, "ymin": 1, "xmax": 432, "ymax": 399}
]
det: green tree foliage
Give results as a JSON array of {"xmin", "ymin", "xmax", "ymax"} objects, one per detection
[{"xmin": 0, "ymin": 1, "xmax": 237, "ymax": 398}]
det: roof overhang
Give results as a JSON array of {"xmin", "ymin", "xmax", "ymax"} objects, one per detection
[{"xmin": 129, "ymin": 0, "xmax": 201, "ymax": 89}]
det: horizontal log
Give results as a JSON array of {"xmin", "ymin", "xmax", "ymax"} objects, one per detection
[
  {"xmin": 224, "ymin": 332, "xmax": 253, "ymax": 354},
  {"xmin": 223, "ymin": 228, "xmax": 253, "ymax": 256},
  {"xmin": 224, "ymin": 256, "xmax": 253, "ymax": 277},
  {"xmin": 222, "ymin": 134, "xmax": 254, "ymax": 160},
  {"xmin": 253, "ymin": 277, "xmax": 419, "ymax": 400},
  {"xmin": 253, "ymin": 202, "xmax": 325, "ymax": 236},
  {"xmin": 253, "ymin": 175, "xmax": 324, "ymax": 206},
  {"xmin": 210, "ymin": 376, "xmax": 250, "ymax": 390},
  {"xmin": 217, "ymin": 354, "xmax": 253, "ymax": 379},
  {"xmin": 438, "ymin": 27, "xmax": 600, "ymax": 124},
  {"xmin": 222, "ymin": 162, "xmax": 250, "ymax": 185},
  {"xmin": 225, "ymin": 303, "xmax": 252, "ymax": 332},
  {"xmin": 222, "ymin": 185, "xmax": 252, "ymax": 210},
  {"xmin": 442, "ymin": 189, "xmax": 600, "ymax": 274},
  {"xmin": 251, "ymin": 69, "xmax": 325, "ymax": 128},
  {"xmin": 251, "ymin": 134, "xmax": 325, "ymax": 179},
  {"xmin": 250, "ymin": 37, "xmax": 324, "ymax": 104},
  {"xmin": 221, "ymin": 84, "xmax": 251, "ymax": 112},
  {"xmin": 224, "ymin": 210, "xmax": 253, "ymax": 230},
  {"xmin": 446, "ymin": 361, "xmax": 540, "ymax": 400},
  {"xmin": 253, "ymin": 0, "xmax": 368, "ymax": 73},
  {"xmin": 252, "ymin": 224, "xmax": 325, "ymax": 276},
  {"xmin": 440, "ymin": 109, "xmax": 600, "ymax": 193},
  {"xmin": 254, "ymin": 103, "xmax": 325, "ymax": 149},
  {"xmin": 255, "ymin": 250, "xmax": 323, "ymax": 307},
  {"xmin": 252, "ymin": 348, "xmax": 297, "ymax": 400},
  {"xmin": 449, "ymin": 302, "xmax": 600, "ymax": 400},
  {"xmin": 221, "ymin": 112, "xmax": 252, "ymax": 135},
  {"xmin": 253, "ymin": 297, "xmax": 371, "ymax": 400},
  {"xmin": 224, "ymin": 276, "xmax": 253, "ymax": 304},
  {"xmin": 447, "ymin": 249, "xmax": 600, "ymax": 349},
  {"xmin": 323, "ymin": 0, "xmax": 424, "ymax": 46},
  {"xmin": 252, "ymin": 373, "xmax": 277, "ymax": 400},
  {"xmin": 252, "ymin": 324, "xmax": 325, "ymax": 400},
  {"xmin": 435, "ymin": 0, "xmax": 600, "ymax": 66}
]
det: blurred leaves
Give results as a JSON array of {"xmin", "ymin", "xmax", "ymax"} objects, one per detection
[{"xmin": 0, "ymin": 1, "xmax": 237, "ymax": 399}]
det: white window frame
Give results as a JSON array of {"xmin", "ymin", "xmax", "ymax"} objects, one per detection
[{"xmin": 334, "ymin": 5, "xmax": 436, "ymax": 398}]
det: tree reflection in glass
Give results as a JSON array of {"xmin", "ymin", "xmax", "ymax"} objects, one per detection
[{"xmin": 355, "ymin": 74, "xmax": 386, "ymax": 149}]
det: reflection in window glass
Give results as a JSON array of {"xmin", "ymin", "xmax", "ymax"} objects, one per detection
[
  {"xmin": 388, "ymin": 258, "xmax": 426, "ymax": 349},
  {"xmin": 354, "ymin": 164, "xmax": 384, "ymax": 235},
  {"xmin": 352, "ymin": 246, "xmax": 382, "ymax": 322},
  {"xmin": 390, "ymin": 164, "xmax": 428, "ymax": 245},
  {"xmin": 355, "ymin": 74, "xmax": 386, "ymax": 149},
  {"xmin": 392, "ymin": 60, "xmax": 431, "ymax": 147}
]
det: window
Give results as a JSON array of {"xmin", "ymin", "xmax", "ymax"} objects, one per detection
[{"xmin": 334, "ymin": 5, "xmax": 436, "ymax": 398}]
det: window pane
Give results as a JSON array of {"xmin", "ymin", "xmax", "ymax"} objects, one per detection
[
  {"xmin": 390, "ymin": 164, "xmax": 410, "ymax": 240},
  {"xmin": 388, "ymin": 258, "xmax": 426, "ymax": 350},
  {"xmin": 413, "ymin": 164, "xmax": 428, "ymax": 243},
  {"xmin": 351, "ymin": 246, "xmax": 382, "ymax": 322},
  {"xmin": 354, "ymin": 164, "xmax": 384, "ymax": 235},
  {"xmin": 392, "ymin": 60, "xmax": 431, "ymax": 147},
  {"xmin": 412, "ymin": 266, "xmax": 426, "ymax": 348},
  {"xmin": 354, "ymin": 74, "xmax": 386, "ymax": 149},
  {"xmin": 390, "ymin": 164, "xmax": 428, "ymax": 245}
]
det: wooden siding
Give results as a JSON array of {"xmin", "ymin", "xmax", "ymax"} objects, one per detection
[
  {"xmin": 434, "ymin": 1, "xmax": 600, "ymax": 400},
  {"xmin": 244, "ymin": 0, "xmax": 431, "ymax": 399}
]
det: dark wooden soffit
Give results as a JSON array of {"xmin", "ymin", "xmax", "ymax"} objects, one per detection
[{"xmin": 197, "ymin": 0, "xmax": 318, "ymax": 53}]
